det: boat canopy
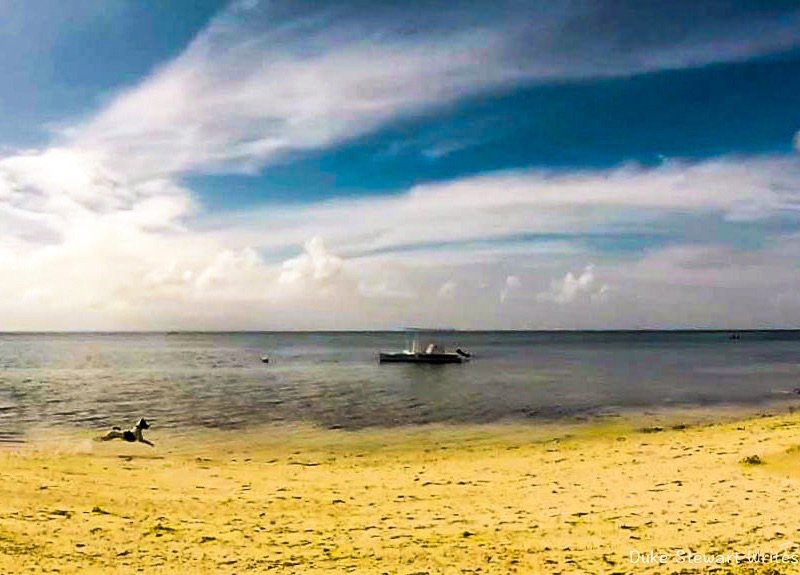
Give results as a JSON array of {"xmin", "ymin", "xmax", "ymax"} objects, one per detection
[{"xmin": 402, "ymin": 328, "xmax": 456, "ymax": 354}]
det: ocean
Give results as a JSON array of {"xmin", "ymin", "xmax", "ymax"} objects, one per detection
[{"xmin": 1, "ymin": 331, "xmax": 799, "ymax": 440}]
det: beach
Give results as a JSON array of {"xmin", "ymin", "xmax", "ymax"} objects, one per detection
[
  {"xmin": 2, "ymin": 408, "xmax": 799, "ymax": 574},
  {"xmin": 3, "ymin": 0, "xmax": 800, "ymax": 572}
]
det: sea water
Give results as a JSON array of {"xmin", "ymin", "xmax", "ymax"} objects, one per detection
[{"xmin": 1, "ymin": 331, "xmax": 799, "ymax": 440}]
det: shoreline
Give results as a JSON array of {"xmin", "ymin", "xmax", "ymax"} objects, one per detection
[
  {"xmin": 7, "ymin": 395, "xmax": 799, "ymax": 446},
  {"xmin": 2, "ymin": 405, "xmax": 800, "ymax": 573}
]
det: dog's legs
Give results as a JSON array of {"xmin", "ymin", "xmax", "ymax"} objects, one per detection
[
  {"xmin": 98, "ymin": 430, "xmax": 124, "ymax": 441},
  {"xmin": 139, "ymin": 438, "xmax": 155, "ymax": 447}
]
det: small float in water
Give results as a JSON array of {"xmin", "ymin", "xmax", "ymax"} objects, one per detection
[{"xmin": 379, "ymin": 329, "xmax": 470, "ymax": 364}]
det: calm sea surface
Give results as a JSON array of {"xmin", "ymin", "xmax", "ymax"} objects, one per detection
[{"xmin": 1, "ymin": 331, "xmax": 799, "ymax": 440}]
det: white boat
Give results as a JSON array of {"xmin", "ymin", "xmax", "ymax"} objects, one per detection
[{"xmin": 379, "ymin": 330, "xmax": 470, "ymax": 364}]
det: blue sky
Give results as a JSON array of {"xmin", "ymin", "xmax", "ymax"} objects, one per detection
[
  {"xmin": 0, "ymin": 0, "xmax": 226, "ymax": 146},
  {"xmin": 1, "ymin": 0, "xmax": 799, "ymax": 329}
]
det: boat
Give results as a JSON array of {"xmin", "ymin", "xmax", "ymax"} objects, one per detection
[{"xmin": 379, "ymin": 330, "xmax": 471, "ymax": 364}]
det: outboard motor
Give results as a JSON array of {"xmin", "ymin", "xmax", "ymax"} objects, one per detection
[{"xmin": 455, "ymin": 348, "xmax": 471, "ymax": 358}]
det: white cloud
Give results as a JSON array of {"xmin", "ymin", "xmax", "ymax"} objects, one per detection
[
  {"xmin": 69, "ymin": 9, "xmax": 527, "ymax": 180},
  {"xmin": 195, "ymin": 248, "xmax": 263, "ymax": 294},
  {"xmin": 500, "ymin": 275, "xmax": 521, "ymax": 303},
  {"xmin": 538, "ymin": 265, "xmax": 610, "ymax": 304},
  {"xmin": 2, "ymin": 138, "xmax": 800, "ymax": 328},
  {"xmin": 51, "ymin": 1, "xmax": 800, "ymax": 181},
  {"xmin": 209, "ymin": 156, "xmax": 800, "ymax": 258},
  {"xmin": 0, "ymin": 147, "xmax": 193, "ymax": 249},
  {"xmin": 437, "ymin": 280, "xmax": 458, "ymax": 299},
  {"xmin": 278, "ymin": 237, "xmax": 342, "ymax": 287},
  {"xmin": 3, "ymin": 143, "xmax": 800, "ymax": 329}
]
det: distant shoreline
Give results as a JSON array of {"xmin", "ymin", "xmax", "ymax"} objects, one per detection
[{"xmin": 2, "ymin": 328, "xmax": 800, "ymax": 335}]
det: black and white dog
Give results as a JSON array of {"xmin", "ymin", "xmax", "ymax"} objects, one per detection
[{"xmin": 98, "ymin": 418, "xmax": 154, "ymax": 447}]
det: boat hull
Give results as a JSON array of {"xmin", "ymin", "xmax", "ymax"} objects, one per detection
[{"xmin": 378, "ymin": 352, "xmax": 464, "ymax": 364}]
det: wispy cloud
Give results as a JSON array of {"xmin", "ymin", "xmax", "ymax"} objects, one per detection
[
  {"xmin": 58, "ymin": 1, "xmax": 800, "ymax": 180},
  {"xmin": 69, "ymin": 6, "xmax": 521, "ymax": 179},
  {"xmin": 209, "ymin": 156, "xmax": 800, "ymax": 256}
]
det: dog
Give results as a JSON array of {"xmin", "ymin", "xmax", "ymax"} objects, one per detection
[{"xmin": 98, "ymin": 418, "xmax": 154, "ymax": 447}]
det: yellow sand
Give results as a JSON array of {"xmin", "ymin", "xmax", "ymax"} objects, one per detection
[{"xmin": 2, "ymin": 409, "xmax": 800, "ymax": 574}]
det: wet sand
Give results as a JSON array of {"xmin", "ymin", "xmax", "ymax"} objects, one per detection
[{"xmin": 2, "ymin": 408, "xmax": 800, "ymax": 574}]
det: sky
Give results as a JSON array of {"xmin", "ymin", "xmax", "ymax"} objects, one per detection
[{"xmin": 1, "ymin": 0, "xmax": 800, "ymax": 330}]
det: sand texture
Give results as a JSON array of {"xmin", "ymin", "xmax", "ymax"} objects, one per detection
[{"xmin": 2, "ymin": 410, "xmax": 800, "ymax": 574}]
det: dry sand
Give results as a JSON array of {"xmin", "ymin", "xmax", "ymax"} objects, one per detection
[{"xmin": 2, "ymin": 408, "xmax": 800, "ymax": 574}]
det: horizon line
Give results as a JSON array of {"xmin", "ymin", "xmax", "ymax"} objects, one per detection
[{"xmin": 1, "ymin": 328, "xmax": 800, "ymax": 335}]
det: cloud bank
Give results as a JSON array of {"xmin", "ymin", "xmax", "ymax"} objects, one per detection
[{"xmin": 4, "ymin": 152, "xmax": 800, "ymax": 329}]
